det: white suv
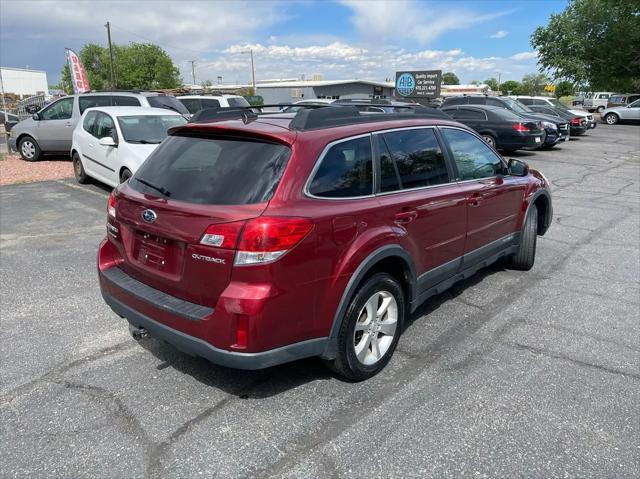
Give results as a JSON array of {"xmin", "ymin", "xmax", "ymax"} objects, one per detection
[
  {"xmin": 176, "ymin": 95, "xmax": 250, "ymax": 115},
  {"xmin": 513, "ymin": 96, "xmax": 597, "ymax": 129},
  {"xmin": 71, "ymin": 107, "xmax": 186, "ymax": 187}
]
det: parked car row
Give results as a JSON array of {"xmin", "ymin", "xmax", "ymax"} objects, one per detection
[{"xmin": 436, "ymin": 94, "xmax": 598, "ymax": 154}]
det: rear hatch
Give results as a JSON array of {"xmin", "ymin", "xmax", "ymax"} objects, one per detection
[{"xmin": 112, "ymin": 132, "xmax": 292, "ymax": 308}]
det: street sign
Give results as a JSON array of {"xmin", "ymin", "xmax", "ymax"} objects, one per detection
[
  {"xmin": 544, "ymin": 84, "xmax": 556, "ymax": 93},
  {"xmin": 395, "ymin": 70, "xmax": 442, "ymax": 98}
]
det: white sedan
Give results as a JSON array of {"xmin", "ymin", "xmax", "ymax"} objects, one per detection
[{"xmin": 71, "ymin": 107, "xmax": 187, "ymax": 187}]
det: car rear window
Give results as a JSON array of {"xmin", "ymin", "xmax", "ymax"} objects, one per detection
[
  {"xmin": 227, "ymin": 97, "xmax": 250, "ymax": 107},
  {"xmin": 130, "ymin": 135, "xmax": 290, "ymax": 205},
  {"xmin": 146, "ymin": 95, "xmax": 190, "ymax": 115}
]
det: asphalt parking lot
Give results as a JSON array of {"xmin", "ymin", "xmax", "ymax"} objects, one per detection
[{"xmin": 1, "ymin": 123, "xmax": 639, "ymax": 478}]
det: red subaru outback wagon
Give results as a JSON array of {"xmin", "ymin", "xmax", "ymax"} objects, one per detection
[{"xmin": 99, "ymin": 106, "xmax": 552, "ymax": 381}]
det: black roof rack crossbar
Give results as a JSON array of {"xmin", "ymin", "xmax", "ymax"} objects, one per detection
[{"xmin": 289, "ymin": 106, "xmax": 450, "ymax": 130}]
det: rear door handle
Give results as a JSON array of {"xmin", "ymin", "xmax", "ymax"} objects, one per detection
[
  {"xmin": 468, "ymin": 193, "xmax": 482, "ymax": 207},
  {"xmin": 394, "ymin": 210, "xmax": 418, "ymax": 224}
]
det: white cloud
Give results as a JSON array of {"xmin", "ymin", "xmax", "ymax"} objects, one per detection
[
  {"xmin": 340, "ymin": 0, "xmax": 511, "ymax": 45},
  {"xmin": 204, "ymin": 40, "xmax": 539, "ymax": 84},
  {"xmin": 510, "ymin": 51, "xmax": 538, "ymax": 61},
  {"xmin": 490, "ymin": 30, "xmax": 509, "ymax": 39}
]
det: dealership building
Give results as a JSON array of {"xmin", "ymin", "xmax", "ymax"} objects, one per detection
[{"xmin": 253, "ymin": 79, "xmax": 396, "ymax": 104}]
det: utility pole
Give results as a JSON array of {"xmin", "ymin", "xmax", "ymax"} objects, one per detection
[
  {"xmin": 242, "ymin": 49, "xmax": 256, "ymax": 94},
  {"xmin": 189, "ymin": 60, "xmax": 196, "ymax": 85},
  {"xmin": 0, "ymin": 69, "xmax": 9, "ymax": 152},
  {"xmin": 497, "ymin": 72, "xmax": 502, "ymax": 93},
  {"xmin": 105, "ymin": 21, "xmax": 116, "ymax": 89}
]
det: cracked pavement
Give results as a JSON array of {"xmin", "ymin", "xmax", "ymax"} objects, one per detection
[{"xmin": 1, "ymin": 124, "xmax": 639, "ymax": 478}]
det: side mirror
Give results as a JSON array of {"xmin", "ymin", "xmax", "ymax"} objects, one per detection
[
  {"xmin": 508, "ymin": 158, "xmax": 529, "ymax": 177},
  {"xmin": 99, "ymin": 136, "xmax": 117, "ymax": 147},
  {"xmin": 32, "ymin": 113, "xmax": 40, "ymax": 121}
]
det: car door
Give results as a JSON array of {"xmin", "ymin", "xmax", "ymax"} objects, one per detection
[
  {"xmin": 35, "ymin": 97, "xmax": 75, "ymax": 151},
  {"xmin": 77, "ymin": 111, "xmax": 99, "ymax": 176},
  {"xmin": 89, "ymin": 112, "xmax": 120, "ymax": 185},
  {"xmin": 373, "ymin": 128, "xmax": 467, "ymax": 285},
  {"xmin": 440, "ymin": 127, "xmax": 527, "ymax": 264},
  {"xmin": 621, "ymin": 100, "xmax": 640, "ymax": 120}
]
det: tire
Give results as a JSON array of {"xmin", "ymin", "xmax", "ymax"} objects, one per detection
[
  {"xmin": 604, "ymin": 113, "xmax": 619, "ymax": 125},
  {"xmin": 481, "ymin": 133, "xmax": 497, "ymax": 149},
  {"xmin": 326, "ymin": 273, "xmax": 405, "ymax": 381},
  {"xmin": 19, "ymin": 136, "xmax": 41, "ymax": 162},
  {"xmin": 597, "ymin": 106, "xmax": 605, "ymax": 113},
  {"xmin": 72, "ymin": 152, "xmax": 90, "ymax": 184},
  {"xmin": 508, "ymin": 204, "xmax": 538, "ymax": 271},
  {"xmin": 120, "ymin": 168, "xmax": 132, "ymax": 183}
]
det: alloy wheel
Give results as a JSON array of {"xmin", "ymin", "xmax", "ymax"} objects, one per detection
[
  {"xmin": 482, "ymin": 135, "xmax": 495, "ymax": 148},
  {"xmin": 353, "ymin": 291, "xmax": 398, "ymax": 365}
]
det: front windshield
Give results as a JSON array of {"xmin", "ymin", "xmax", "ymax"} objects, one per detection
[
  {"xmin": 117, "ymin": 115, "xmax": 187, "ymax": 144},
  {"xmin": 503, "ymin": 98, "xmax": 533, "ymax": 113}
]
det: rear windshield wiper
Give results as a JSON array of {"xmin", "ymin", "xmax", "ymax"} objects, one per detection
[{"xmin": 135, "ymin": 177, "xmax": 171, "ymax": 197}]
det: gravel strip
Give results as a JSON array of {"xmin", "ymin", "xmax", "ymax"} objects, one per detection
[{"xmin": 0, "ymin": 153, "xmax": 74, "ymax": 185}]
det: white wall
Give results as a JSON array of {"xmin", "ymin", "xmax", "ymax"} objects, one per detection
[{"xmin": 0, "ymin": 67, "xmax": 49, "ymax": 97}]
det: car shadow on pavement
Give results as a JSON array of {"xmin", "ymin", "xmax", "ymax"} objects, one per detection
[
  {"xmin": 404, "ymin": 260, "xmax": 506, "ymax": 330},
  {"xmin": 137, "ymin": 336, "xmax": 334, "ymax": 398}
]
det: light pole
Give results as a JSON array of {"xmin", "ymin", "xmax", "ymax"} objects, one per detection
[{"xmin": 242, "ymin": 49, "xmax": 256, "ymax": 94}]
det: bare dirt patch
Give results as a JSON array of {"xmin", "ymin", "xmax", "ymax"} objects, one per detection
[{"xmin": 0, "ymin": 153, "xmax": 73, "ymax": 185}]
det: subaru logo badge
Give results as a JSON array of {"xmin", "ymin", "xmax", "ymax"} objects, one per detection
[{"xmin": 142, "ymin": 209, "xmax": 157, "ymax": 223}]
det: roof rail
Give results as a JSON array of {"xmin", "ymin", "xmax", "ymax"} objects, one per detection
[
  {"xmin": 333, "ymin": 98, "xmax": 393, "ymax": 105},
  {"xmin": 289, "ymin": 105, "xmax": 450, "ymax": 130}
]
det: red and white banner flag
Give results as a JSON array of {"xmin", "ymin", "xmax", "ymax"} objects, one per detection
[{"xmin": 65, "ymin": 48, "xmax": 90, "ymax": 94}]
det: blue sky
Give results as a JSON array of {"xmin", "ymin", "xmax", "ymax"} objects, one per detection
[{"xmin": 1, "ymin": 0, "xmax": 568, "ymax": 86}]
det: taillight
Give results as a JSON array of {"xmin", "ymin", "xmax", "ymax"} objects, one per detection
[
  {"xmin": 200, "ymin": 217, "xmax": 314, "ymax": 265},
  {"xmin": 570, "ymin": 117, "xmax": 581, "ymax": 126},
  {"xmin": 512, "ymin": 123, "xmax": 530, "ymax": 132},
  {"xmin": 200, "ymin": 221, "xmax": 244, "ymax": 249},
  {"xmin": 107, "ymin": 192, "xmax": 117, "ymax": 218}
]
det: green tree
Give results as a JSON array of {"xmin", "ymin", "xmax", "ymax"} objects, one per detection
[
  {"xmin": 484, "ymin": 77, "xmax": 500, "ymax": 92},
  {"xmin": 500, "ymin": 80, "xmax": 521, "ymax": 95},
  {"xmin": 442, "ymin": 72, "xmax": 460, "ymax": 85},
  {"xmin": 531, "ymin": 0, "xmax": 640, "ymax": 91},
  {"xmin": 520, "ymin": 73, "xmax": 549, "ymax": 95},
  {"xmin": 62, "ymin": 42, "xmax": 181, "ymax": 91},
  {"xmin": 555, "ymin": 80, "xmax": 575, "ymax": 98}
]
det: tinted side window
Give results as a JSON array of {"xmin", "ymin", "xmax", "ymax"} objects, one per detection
[
  {"xmin": 442, "ymin": 97, "xmax": 464, "ymax": 107},
  {"xmin": 382, "ymin": 129, "xmax": 449, "ymax": 189},
  {"xmin": 533, "ymin": 99, "xmax": 548, "ymax": 105},
  {"xmin": 112, "ymin": 96, "xmax": 141, "ymax": 107},
  {"xmin": 308, "ymin": 136, "xmax": 373, "ymax": 198},
  {"xmin": 376, "ymin": 136, "xmax": 401, "ymax": 192},
  {"xmin": 179, "ymin": 99, "xmax": 202, "ymax": 114},
  {"xmin": 485, "ymin": 98, "xmax": 503, "ymax": 107},
  {"xmin": 79, "ymin": 96, "xmax": 111, "ymax": 114},
  {"xmin": 83, "ymin": 111, "xmax": 98, "ymax": 137},
  {"xmin": 95, "ymin": 112, "xmax": 117, "ymax": 140},
  {"xmin": 442, "ymin": 128, "xmax": 505, "ymax": 180},
  {"xmin": 467, "ymin": 97, "xmax": 487, "ymax": 105},
  {"xmin": 227, "ymin": 97, "xmax": 250, "ymax": 107},
  {"xmin": 41, "ymin": 97, "xmax": 74, "ymax": 120},
  {"xmin": 201, "ymin": 99, "xmax": 221, "ymax": 109},
  {"xmin": 518, "ymin": 98, "xmax": 533, "ymax": 105},
  {"xmin": 454, "ymin": 109, "xmax": 486, "ymax": 120}
]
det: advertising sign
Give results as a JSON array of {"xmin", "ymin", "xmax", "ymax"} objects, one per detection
[
  {"xmin": 65, "ymin": 48, "xmax": 91, "ymax": 94},
  {"xmin": 395, "ymin": 70, "xmax": 442, "ymax": 98}
]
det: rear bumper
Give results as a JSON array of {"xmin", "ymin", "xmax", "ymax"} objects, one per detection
[
  {"xmin": 99, "ymin": 265, "xmax": 328, "ymax": 369},
  {"xmin": 102, "ymin": 290, "xmax": 327, "ymax": 369}
]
